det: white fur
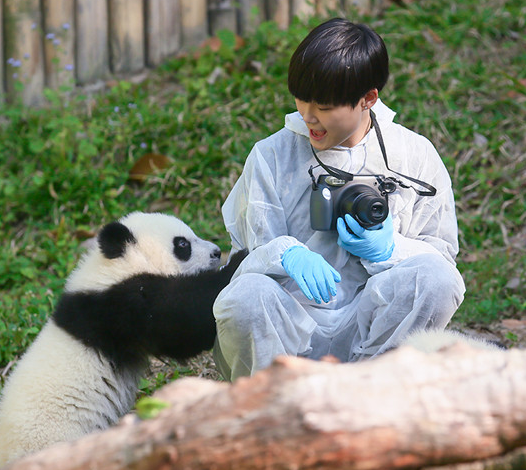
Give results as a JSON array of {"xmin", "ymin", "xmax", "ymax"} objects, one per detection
[
  {"xmin": 402, "ymin": 329, "xmax": 501, "ymax": 353},
  {"xmin": 0, "ymin": 323, "xmax": 138, "ymax": 464},
  {"xmin": 66, "ymin": 212, "xmax": 220, "ymax": 292},
  {"xmin": 0, "ymin": 212, "xmax": 220, "ymax": 465}
]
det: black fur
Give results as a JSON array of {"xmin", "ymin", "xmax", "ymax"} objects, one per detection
[
  {"xmin": 98, "ymin": 222, "xmax": 137, "ymax": 259},
  {"xmin": 53, "ymin": 249, "xmax": 248, "ymax": 371},
  {"xmin": 172, "ymin": 237, "xmax": 192, "ymax": 261},
  {"xmin": 173, "ymin": 237, "xmax": 197, "ymax": 261}
]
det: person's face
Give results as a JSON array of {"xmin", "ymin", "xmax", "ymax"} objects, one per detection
[{"xmin": 295, "ymin": 98, "xmax": 370, "ymax": 151}]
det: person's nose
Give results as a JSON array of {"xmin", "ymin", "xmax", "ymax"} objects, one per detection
[{"xmin": 301, "ymin": 103, "xmax": 318, "ymax": 124}]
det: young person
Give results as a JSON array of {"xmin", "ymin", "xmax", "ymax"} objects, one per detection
[{"xmin": 213, "ymin": 18, "xmax": 465, "ymax": 381}]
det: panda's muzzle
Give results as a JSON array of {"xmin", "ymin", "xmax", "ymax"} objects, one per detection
[{"xmin": 211, "ymin": 248, "xmax": 221, "ymax": 261}]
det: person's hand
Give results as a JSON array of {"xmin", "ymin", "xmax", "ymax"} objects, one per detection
[
  {"xmin": 281, "ymin": 246, "xmax": 341, "ymax": 304},
  {"xmin": 337, "ymin": 213, "xmax": 394, "ymax": 262}
]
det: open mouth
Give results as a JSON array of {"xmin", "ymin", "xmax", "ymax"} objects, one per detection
[{"xmin": 310, "ymin": 129, "xmax": 327, "ymax": 141}]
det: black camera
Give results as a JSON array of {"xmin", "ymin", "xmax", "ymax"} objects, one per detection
[
  {"xmin": 310, "ymin": 174, "xmax": 397, "ymax": 231},
  {"xmin": 307, "ymin": 110, "xmax": 437, "ymax": 232}
]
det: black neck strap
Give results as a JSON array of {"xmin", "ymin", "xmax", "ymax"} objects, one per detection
[{"xmin": 309, "ymin": 110, "xmax": 436, "ymax": 197}]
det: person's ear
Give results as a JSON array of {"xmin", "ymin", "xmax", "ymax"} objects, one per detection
[{"xmin": 362, "ymin": 89, "xmax": 378, "ymax": 110}]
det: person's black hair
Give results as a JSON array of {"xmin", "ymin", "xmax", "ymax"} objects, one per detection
[{"xmin": 288, "ymin": 18, "xmax": 389, "ymax": 108}]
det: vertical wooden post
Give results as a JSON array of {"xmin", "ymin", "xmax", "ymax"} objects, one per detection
[
  {"xmin": 267, "ymin": 0, "xmax": 290, "ymax": 29},
  {"xmin": 237, "ymin": 0, "xmax": 265, "ymax": 35},
  {"xmin": 290, "ymin": 0, "xmax": 316, "ymax": 20},
  {"xmin": 42, "ymin": 0, "xmax": 75, "ymax": 90},
  {"xmin": 208, "ymin": 0, "xmax": 237, "ymax": 35},
  {"xmin": 316, "ymin": 0, "xmax": 340, "ymax": 16},
  {"xmin": 3, "ymin": 0, "xmax": 45, "ymax": 105},
  {"xmin": 108, "ymin": 0, "xmax": 145, "ymax": 74},
  {"xmin": 76, "ymin": 0, "xmax": 110, "ymax": 85},
  {"xmin": 180, "ymin": 0, "xmax": 208, "ymax": 47},
  {"xmin": 145, "ymin": 0, "xmax": 182, "ymax": 67}
]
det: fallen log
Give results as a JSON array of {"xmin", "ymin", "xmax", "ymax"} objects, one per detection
[{"xmin": 5, "ymin": 343, "xmax": 526, "ymax": 470}]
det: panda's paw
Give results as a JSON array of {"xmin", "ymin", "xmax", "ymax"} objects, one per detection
[{"xmin": 221, "ymin": 249, "xmax": 249, "ymax": 278}]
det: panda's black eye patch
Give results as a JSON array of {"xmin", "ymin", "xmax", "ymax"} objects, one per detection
[{"xmin": 173, "ymin": 237, "xmax": 191, "ymax": 261}]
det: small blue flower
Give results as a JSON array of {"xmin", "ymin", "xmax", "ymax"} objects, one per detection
[
  {"xmin": 53, "ymin": 38, "xmax": 61, "ymax": 46},
  {"xmin": 23, "ymin": 53, "xmax": 30, "ymax": 59},
  {"xmin": 62, "ymin": 23, "xmax": 71, "ymax": 30},
  {"xmin": 114, "ymin": 106, "xmax": 120, "ymax": 113},
  {"xmin": 140, "ymin": 142, "xmax": 147, "ymax": 149},
  {"xmin": 7, "ymin": 58, "xmax": 15, "ymax": 65},
  {"xmin": 46, "ymin": 33, "xmax": 55, "ymax": 40},
  {"xmin": 31, "ymin": 23, "xmax": 37, "ymax": 30},
  {"xmin": 128, "ymin": 103, "xmax": 137, "ymax": 109},
  {"xmin": 13, "ymin": 60, "xmax": 22, "ymax": 68},
  {"xmin": 64, "ymin": 64, "xmax": 74, "ymax": 71}
]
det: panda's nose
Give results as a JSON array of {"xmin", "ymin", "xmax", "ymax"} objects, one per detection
[{"xmin": 211, "ymin": 248, "xmax": 221, "ymax": 260}]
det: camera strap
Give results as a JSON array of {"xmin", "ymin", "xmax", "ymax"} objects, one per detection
[
  {"xmin": 370, "ymin": 110, "xmax": 436, "ymax": 196},
  {"xmin": 308, "ymin": 110, "xmax": 437, "ymax": 197}
]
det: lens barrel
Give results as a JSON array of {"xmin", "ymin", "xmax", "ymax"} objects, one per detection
[{"xmin": 338, "ymin": 184, "xmax": 388, "ymax": 228}]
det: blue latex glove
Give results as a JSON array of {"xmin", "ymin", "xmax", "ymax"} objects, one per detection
[
  {"xmin": 281, "ymin": 245, "xmax": 341, "ymax": 304},
  {"xmin": 337, "ymin": 213, "xmax": 394, "ymax": 262}
]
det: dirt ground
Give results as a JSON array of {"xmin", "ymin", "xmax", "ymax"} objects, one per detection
[
  {"xmin": 454, "ymin": 319, "xmax": 526, "ymax": 350},
  {"xmin": 151, "ymin": 320, "xmax": 526, "ymax": 384}
]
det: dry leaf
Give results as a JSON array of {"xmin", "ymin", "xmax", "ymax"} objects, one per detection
[
  {"xmin": 506, "ymin": 78, "xmax": 526, "ymax": 98},
  {"xmin": 195, "ymin": 35, "xmax": 245, "ymax": 57},
  {"xmin": 129, "ymin": 153, "xmax": 171, "ymax": 182},
  {"xmin": 74, "ymin": 229, "xmax": 97, "ymax": 240}
]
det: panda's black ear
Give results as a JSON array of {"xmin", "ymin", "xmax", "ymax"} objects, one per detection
[{"xmin": 98, "ymin": 222, "xmax": 137, "ymax": 259}]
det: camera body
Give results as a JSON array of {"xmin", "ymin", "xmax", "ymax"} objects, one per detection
[{"xmin": 310, "ymin": 174, "xmax": 396, "ymax": 231}]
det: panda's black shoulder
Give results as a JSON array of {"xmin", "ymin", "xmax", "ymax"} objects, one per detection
[
  {"xmin": 52, "ymin": 249, "xmax": 247, "ymax": 367},
  {"xmin": 51, "ymin": 272, "xmax": 231, "ymax": 366}
]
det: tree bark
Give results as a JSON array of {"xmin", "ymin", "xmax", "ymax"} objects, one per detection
[{"xmin": 5, "ymin": 343, "xmax": 526, "ymax": 470}]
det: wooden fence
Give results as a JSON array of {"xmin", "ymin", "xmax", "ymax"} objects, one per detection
[{"xmin": 0, "ymin": 0, "xmax": 371, "ymax": 106}]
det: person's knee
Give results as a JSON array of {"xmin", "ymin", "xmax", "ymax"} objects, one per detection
[
  {"xmin": 419, "ymin": 254, "xmax": 464, "ymax": 302},
  {"xmin": 214, "ymin": 273, "xmax": 279, "ymax": 333},
  {"xmin": 402, "ymin": 254, "xmax": 465, "ymax": 317},
  {"xmin": 213, "ymin": 273, "xmax": 294, "ymax": 381}
]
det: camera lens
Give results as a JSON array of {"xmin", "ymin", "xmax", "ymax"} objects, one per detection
[
  {"xmin": 338, "ymin": 184, "xmax": 388, "ymax": 228},
  {"xmin": 371, "ymin": 202, "xmax": 385, "ymax": 216}
]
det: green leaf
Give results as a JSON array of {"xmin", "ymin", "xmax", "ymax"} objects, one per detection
[
  {"xmin": 20, "ymin": 268, "xmax": 36, "ymax": 280},
  {"xmin": 78, "ymin": 140, "xmax": 98, "ymax": 158},
  {"xmin": 135, "ymin": 397, "xmax": 170, "ymax": 420},
  {"xmin": 29, "ymin": 139, "xmax": 46, "ymax": 154},
  {"xmin": 217, "ymin": 29, "xmax": 236, "ymax": 50}
]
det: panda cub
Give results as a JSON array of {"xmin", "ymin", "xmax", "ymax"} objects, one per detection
[
  {"xmin": 0, "ymin": 212, "xmax": 247, "ymax": 465},
  {"xmin": 401, "ymin": 329, "xmax": 504, "ymax": 352}
]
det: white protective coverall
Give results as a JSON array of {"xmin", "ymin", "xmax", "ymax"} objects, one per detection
[{"xmin": 213, "ymin": 99, "xmax": 465, "ymax": 381}]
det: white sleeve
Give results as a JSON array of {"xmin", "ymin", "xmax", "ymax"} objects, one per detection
[{"xmin": 222, "ymin": 143, "xmax": 303, "ymax": 277}]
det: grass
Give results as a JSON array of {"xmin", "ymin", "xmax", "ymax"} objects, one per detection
[{"xmin": 0, "ymin": 0, "xmax": 525, "ymax": 390}]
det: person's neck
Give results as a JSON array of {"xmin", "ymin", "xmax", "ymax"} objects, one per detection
[
  {"xmin": 348, "ymin": 111, "xmax": 372, "ymax": 148},
  {"xmin": 361, "ymin": 111, "xmax": 372, "ymax": 141}
]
